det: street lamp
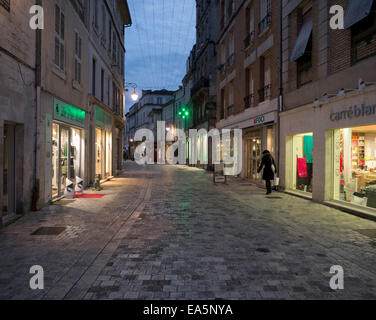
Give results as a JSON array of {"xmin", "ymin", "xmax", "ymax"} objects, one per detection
[{"xmin": 125, "ymin": 82, "xmax": 139, "ymax": 101}]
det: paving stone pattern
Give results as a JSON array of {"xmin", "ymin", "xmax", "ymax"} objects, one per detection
[{"xmin": 0, "ymin": 162, "xmax": 376, "ymax": 300}]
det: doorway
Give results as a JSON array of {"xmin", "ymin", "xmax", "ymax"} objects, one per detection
[
  {"xmin": 3, "ymin": 124, "xmax": 15, "ymax": 216},
  {"xmin": 247, "ymin": 137, "xmax": 262, "ymax": 180},
  {"xmin": 51, "ymin": 123, "xmax": 83, "ymax": 197}
]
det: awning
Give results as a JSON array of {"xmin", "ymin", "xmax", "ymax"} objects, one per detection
[
  {"xmin": 344, "ymin": 0, "xmax": 374, "ymax": 29},
  {"xmin": 290, "ymin": 16, "xmax": 313, "ymax": 62}
]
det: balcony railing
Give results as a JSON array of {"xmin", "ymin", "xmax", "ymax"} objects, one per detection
[
  {"xmin": 227, "ymin": 53, "xmax": 235, "ymax": 67},
  {"xmin": 244, "ymin": 94, "xmax": 254, "ymax": 109},
  {"xmin": 258, "ymin": 84, "xmax": 271, "ymax": 102},
  {"xmin": 258, "ymin": 12, "xmax": 271, "ymax": 35},
  {"xmin": 351, "ymin": 34, "xmax": 376, "ymax": 65},
  {"xmin": 244, "ymin": 31, "xmax": 255, "ymax": 49},
  {"xmin": 191, "ymin": 77, "xmax": 210, "ymax": 97}
]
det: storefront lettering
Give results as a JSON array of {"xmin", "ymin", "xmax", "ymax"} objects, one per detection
[
  {"xmin": 54, "ymin": 99, "xmax": 85, "ymax": 127},
  {"xmin": 253, "ymin": 116, "xmax": 265, "ymax": 125},
  {"xmin": 330, "ymin": 104, "xmax": 376, "ymax": 121}
]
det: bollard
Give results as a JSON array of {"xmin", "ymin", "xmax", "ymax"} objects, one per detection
[
  {"xmin": 75, "ymin": 176, "xmax": 84, "ymax": 194},
  {"xmin": 64, "ymin": 178, "xmax": 75, "ymax": 199}
]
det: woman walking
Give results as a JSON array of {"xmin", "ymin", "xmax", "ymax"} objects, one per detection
[{"xmin": 257, "ymin": 150, "xmax": 277, "ymax": 195}]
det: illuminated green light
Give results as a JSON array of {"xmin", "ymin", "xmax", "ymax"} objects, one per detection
[
  {"xmin": 185, "ymin": 112, "xmax": 189, "ymax": 116},
  {"xmin": 178, "ymin": 112, "xmax": 182, "ymax": 115}
]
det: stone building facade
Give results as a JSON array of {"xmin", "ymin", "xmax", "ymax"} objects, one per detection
[
  {"xmin": 0, "ymin": 0, "xmax": 132, "ymax": 227},
  {"xmin": 0, "ymin": 0, "xmax": 36, "ymax": 226},
  {"xmin": 190, "ymin": 0, "xmax": 218, "ymax": 169},
  {"xmin": 215, "ymin": 0, "xmax": 281, "ymax": 183},
  {"xmin": 280, "ymin": 0, "xmax": 376, "ymax": 217}
]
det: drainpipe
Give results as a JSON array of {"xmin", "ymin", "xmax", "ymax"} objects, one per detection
[
  {"xmin": 32, "ymin": 0, "xmax": 42, "ymax": 211},
  {"xmin": 277, "ymin": 0, "xmax": 284, "ymax": 174}
]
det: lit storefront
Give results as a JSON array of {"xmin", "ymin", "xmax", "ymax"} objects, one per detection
[
  {"xmin": 95, "ymin": 107, "xmax": 112, "ymax": 179},
  {"xmin": 243, "ymin": 113, "xmax": 276, "ymax": 182},
  {"xmin": 280, "ymin": 87, "xmax": 376, "ymax": 216},
  {"xmin": 51, "ymin": 99, "xmax": 86, "ymax": 197}
]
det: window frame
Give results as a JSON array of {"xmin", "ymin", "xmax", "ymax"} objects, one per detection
[{"xmin": 54, "ymin": 3, "xmax": 65, "ymax": 71}]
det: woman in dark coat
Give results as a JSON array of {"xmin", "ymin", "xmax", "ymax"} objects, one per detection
[{"xmin": 257, "ymin": 150, "xmax": 277, "ymax": 195}]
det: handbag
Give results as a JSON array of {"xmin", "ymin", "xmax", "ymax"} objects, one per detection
[{"xmin": 274, "ymin": 176, "xmax": 280, "ymax": 186}]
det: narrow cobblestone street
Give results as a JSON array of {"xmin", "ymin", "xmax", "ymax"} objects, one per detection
[{"xmin": 0, "ymin": 162, "xmax": 376, "ymax": 300}]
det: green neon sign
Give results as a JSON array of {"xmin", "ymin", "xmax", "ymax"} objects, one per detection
[{"xmin": 54, "ymin": 99, "xmax": 85, "ymax": 127}]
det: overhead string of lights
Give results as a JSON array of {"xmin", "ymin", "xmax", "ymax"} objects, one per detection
[
  {"xmin": 130, "ymin": 0, "xmax": 156, "ymax": 89},
  {"xmin": 171, "ymin": 0, "xmax": 196, "ymax": 89},
  {"xmin": 167, "ymin": 0, "xmax": 188, "ymax": 89}
]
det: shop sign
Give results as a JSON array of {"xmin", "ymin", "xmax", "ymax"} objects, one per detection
[
  {"xmin": 248, "ymin": 112, "xmax": 275, "ymax": 128},
  {"xmin": 330, "ymin": 104, "xmax": 376, "ymax": 121},
  {"xmin": 253, "ymin": 116, "xmax": 265, "ymax": 125},
  {"xmin": 54, "ymin": 99, "xmax": 85, "ymax": 128},
  {"xmin": 96, "ymin": 107, "xmax": 112, "ymax": 130}
]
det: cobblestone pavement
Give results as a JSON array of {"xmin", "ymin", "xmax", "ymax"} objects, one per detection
[{"xmin": 0, "ymin": 162, "xmax": 376, "ymax": 300}]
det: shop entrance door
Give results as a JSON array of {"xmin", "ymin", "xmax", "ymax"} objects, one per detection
[
  {"xmin": 59, "ymin": 127, "xmax": 70, "ymax": 195},
  {"xmin": 247, "ymin": 138, "xmax": 262, "ymax": 180},
  {"xmin": 3, "ymin": 124, "xmax": 15, "ymax": 216}
]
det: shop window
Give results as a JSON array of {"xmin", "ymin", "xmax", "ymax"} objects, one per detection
[
  {"xmin": 292, "ymin": 133, "xmax": 313, "ymax": 193},
  {"xmin": 332, "ymin": 125, "xmax": 376, "ymax": 210},
  {"xmin": 52, "ymin": 124, "xmax": 83, "ymax": 197},
  {"xmin": 51, "ymin": 123, "xmax": 60, "ymax": 197}
]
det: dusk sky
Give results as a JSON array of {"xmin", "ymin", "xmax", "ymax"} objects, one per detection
[{"xmin": 124, "ymin": 0, "xmax": 197, "ymax": 113}]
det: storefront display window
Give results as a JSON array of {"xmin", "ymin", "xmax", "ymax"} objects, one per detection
[
  {"xmin": 51, "ymin": 122, "xmax": 83, "ymax": 197},
  {"xmin": 95, "ymin": 107, "xmax": 112, "ymax": 179},
  {"xmin": 52, "ymin": 123, "xmax": 60, "ymax": 197},
  {"xmin": 96, "ymin": 128, "xmax": 103, "ymax": 176},
  {"xmin": 292, "ymin": 133, "xmax": 313, "ymax": 193},
  {"xmin": 333, "ymin": 125, "xmax": 376, "ymax": 209}
]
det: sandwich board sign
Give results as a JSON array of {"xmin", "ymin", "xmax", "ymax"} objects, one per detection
[{"xmin": 213, "ymin": 163, "xmax": 227, "ymax": 184}]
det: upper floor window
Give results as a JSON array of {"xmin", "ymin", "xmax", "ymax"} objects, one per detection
[
  {"xmin": 227, "ymin": 33, "xmax": 235, "ymax": 67},
  {"xmin": 220, "ymin": 0, "xmax": 225, "ymax": 29},
  {"xmin": 101, "ymin": 4, "xmax": 106, "ymax": 44},
  {"xmin": 346, "ymin": 0, "xmax": 376, "ymax": 64},
  {"xmin": 112, "ymin": 32, "xmax": 117, "ymax": 63},
  {"xmin": 0, "ymin": 0, "xmax": 10, "ymax": 11},
  {"xmin": 259, "ymin": 55, "xmax": 271, "ymax": 102},
  {"xmin": 245, "ymin": 6, "xmax": 255, "ymax": 48},
  {"xmin": 227, "ymin": 0, "xmax": 235, "ymax": 18},
  {"xmin": 259, "ymin": 0, "xmax": 271, "ymax": 34},
  {"xmin": 54, "ymin": 3, "xmax": 65, "ymax": 71},
  {"xmin": 109, "ymin": 21, "xmax": 112, "ymax": 54},
  {"xmin": 74, "ymin": 31, "xmax": 82, "ymax": 84},
  {"xmin": 93, "ymin": 0, "xmax": 99, "ymax": 29},
  {"xmin": 290, "ymin": 6, "xmax": 313, "ymax": 87}
]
